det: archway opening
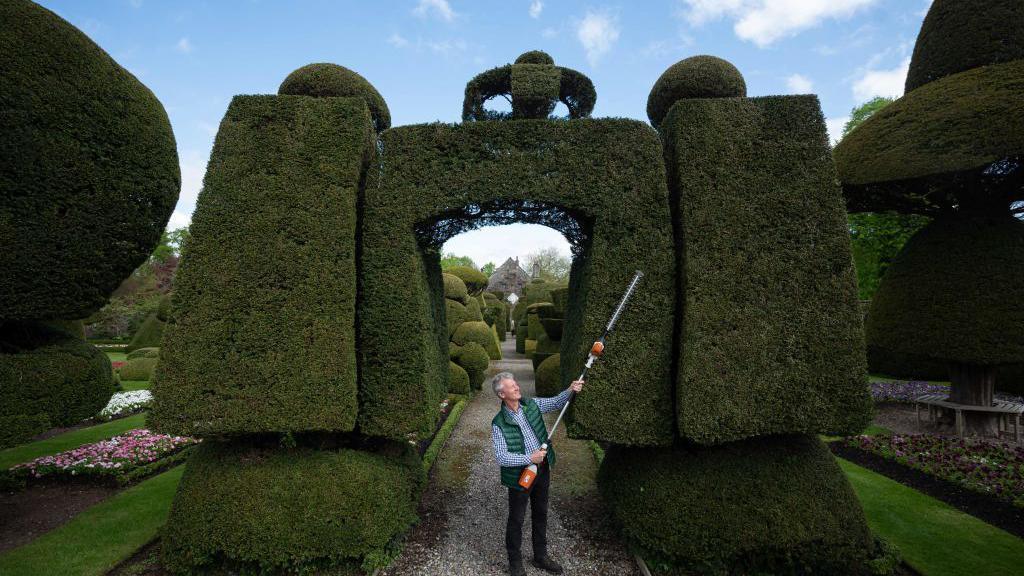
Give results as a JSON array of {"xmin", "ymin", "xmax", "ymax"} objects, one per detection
[{"xmin": 415, "ymin": 201, "xmax": 591, "ymax": 398}]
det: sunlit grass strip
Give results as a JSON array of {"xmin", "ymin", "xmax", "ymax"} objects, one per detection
[
  {"xmin": 0, "ymin": 413, "xmax": 146, "ymax": 470},
  {"xmin": 0, "ymin": 465, "xmax": 184, "ymax": 576},
  {"xmin": 838, "ymin": 458, "xmax": 1024, "ymax": 576},
  {"xmin": 422, "ymin": 398, "xmax": 468, "ymax": 474}
]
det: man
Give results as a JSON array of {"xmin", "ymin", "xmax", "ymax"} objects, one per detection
[{"xmin": 491, "ymin": 371, "xmax": 584, "ymax": 576}]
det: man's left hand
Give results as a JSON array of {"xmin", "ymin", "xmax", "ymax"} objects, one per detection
[{"xmin": 570, "ymin": 379, "xmax": 584, "ymax": 393}]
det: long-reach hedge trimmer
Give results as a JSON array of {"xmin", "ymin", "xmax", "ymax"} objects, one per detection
[{"xmin": 518, "ymin": 270, "xmax": 644, "ymax": 490}]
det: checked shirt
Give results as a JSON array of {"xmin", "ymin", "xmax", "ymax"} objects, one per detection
[{"xmin": 491, "ymin": 388, "xmax": 572, "ymax": 467}]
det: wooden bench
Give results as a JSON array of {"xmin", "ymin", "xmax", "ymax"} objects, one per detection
[{"xmin": 914, "ymin": 393, "xmax": 1024, "ymax": 443}]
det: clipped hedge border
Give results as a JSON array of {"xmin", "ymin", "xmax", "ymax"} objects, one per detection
[{"xmin": 421, "ymin": 398, "xmax": 468, "ymax": 474}]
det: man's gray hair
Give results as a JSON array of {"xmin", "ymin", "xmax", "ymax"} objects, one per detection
[{"xmin": 492, "ymin": 371, "xmax": 515, "ymax": 396}]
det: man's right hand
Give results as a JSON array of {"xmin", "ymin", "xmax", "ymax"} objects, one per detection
[{"xmin": 529, "ymin": 449, "xmax": 547, "ymax": 464}]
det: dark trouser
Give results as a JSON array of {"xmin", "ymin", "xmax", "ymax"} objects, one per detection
[{"xmin": 506, "ymin": 461, "xmax": 551, "ymax": 563}]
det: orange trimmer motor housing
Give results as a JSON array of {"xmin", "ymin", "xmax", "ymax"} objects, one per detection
[{"xmin": 590, "ymin": 341, "xmax": 605, "ymax": 356}]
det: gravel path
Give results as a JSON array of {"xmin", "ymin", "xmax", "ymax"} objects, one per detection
[{"xmin": 381, "ymin": 337, "xmax": 638, "ymax": 576}]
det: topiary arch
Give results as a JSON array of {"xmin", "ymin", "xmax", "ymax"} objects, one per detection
[{"xmin": 153, "ymin": 48, "xmax": 872, "ymax": 574}]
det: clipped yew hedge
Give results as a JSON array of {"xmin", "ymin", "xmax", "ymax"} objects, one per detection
[
  {"xmin": 454, "ymin": 342, "xmax": 489, "ymax": 391},
  {"xmin": 662, "ymin": 95, "xmax": 872, "ymax": 444},
  {"xmin": 905, "ymin": 0, "xmax": 1024, "ymax": 91},
  {"xmin": 125, "ymin": 313, "xmax": 165, "ymax": 353},
  {"xmin": 443, "ymin": 273, "xmax": 469, "ymax": 304},
  {"xmin": 0, "ymin": 322, "xmax": 115, "ymax": 448},
  {"xmin": 867, "ymin": 214, "xmax": 1024, "ymax": 366},
  {"xmin": 448, "ymin": 361, "xmax": 470, "ymax": 394},
  {"xmin": 535, "ymin": 353, "xmax": 561, "ymax": 397},
  {"xmin": 598, "ymin": 435, "xmax": 872, "ymax": 574},
  {"xmin": 0, "ymin": 0, "xmax": 179, "ymax": 320},
  {"xmin": 360, "ymin": 119, "xmax": 676, "ymax": 445},
  {"xmin": 452, "ymin": 321, "xmax": 501, "ymax": 360},
  {"xmin": 150, "ymin": 95, "xmax": 373, "ymax": 437},
  {"xmin": 446, "ymin": 266, "xmax": 488, "ymax": 295},
  {"xmin": 162, "ymin": 439, "xmax": 423, "ymax": 575}
]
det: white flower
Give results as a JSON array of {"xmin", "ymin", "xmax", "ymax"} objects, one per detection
[{"xmin": 98, "ymin": 390, "xmax": 153, "ymax": 419}]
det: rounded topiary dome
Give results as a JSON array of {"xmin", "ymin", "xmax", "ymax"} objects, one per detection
[
  {"xmin": 446, "ymin": 266, "xmax": 488, "ymax": 295},
  {"xmin": 278, "ymin": 63, "xmax": 391, "ymax": 132},
  {"xmin": 867, "ymin": 213, "xmax": 1024, "ymax": 365},
  {"xmin": 443, "ymin": 273, "xmax": 469, "ymax": 303},
  {"xmin": 905, "ymin": 0, "xmax": 1024, "ymax": 92},
  {"xmin": 0, "ymin": 0, "xmax": 180, "ymax": 321},
  {"xmin": 515, "ymin": 50, "xmax": 554, "ymax": 65},
  {"xmin": 647, "ymin": 55, "xmax": 746, "ymax": 128}
]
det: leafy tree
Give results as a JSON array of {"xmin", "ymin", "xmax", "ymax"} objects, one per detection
[
  {"xmin": 848, "ymin": 212, "xmax": 929, "ymax": 299},
  {"xmin": 524, "ymin": 247, "xmax": 571, "ymax": 282},
  {"xmin": 440, "ymin": 252, "xmax": 477, "ymax": 270},
  {"xmin": 839, "ymin": 99, "xmax": 929, "ymax": 299},
  {"xmin": 481, "ymin": 261, "xmax": 496, "ymax": 277},
  {"xmin": 841, "ymin": 96, "xmax": 894, "ymax": 139}
]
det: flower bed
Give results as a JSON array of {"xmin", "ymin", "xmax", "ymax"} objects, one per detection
[
  {"xmin": 843, "ymin": 434, "xmax": 1024, "ymax": 509},
  {"xmin": 98, "ymin": 390, "xmax": 152, "ymax": 421},
  {"xmin": 870, "ymin": 380, "xmax": 949, "ymax": 403},
  {"xmin": 869, "ymin": 379, "xmax": 1024, "ymax": 405},
  {"xmin": 10, "ymin": 429, "xmax": 198, "ymax": 486},
  {"xmin": 111, "ymin": 360, "xmax": 127, "ymax": 370}
]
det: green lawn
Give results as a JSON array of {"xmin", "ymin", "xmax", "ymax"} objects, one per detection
[
  {"xmin": 0, "ymin": 465, "xmax": 184, "ymax": 576},
  {"xmin": 868, "ymin": 373, "xmax": 950, "ymax": 386},
  {"xmin": 0, "ymin": 413, "xmax": 147, "ymax": 470},
  {"xmin": 839, "ymin": 458, "xmax": 1024, "ymax": 576},
  {"xmin": 105, "ymin": 351, "xmax": 128, "ymax": 363},
  {"xmin": 120, "ymin": 380, "xmax": 150, "ymax": 391}
]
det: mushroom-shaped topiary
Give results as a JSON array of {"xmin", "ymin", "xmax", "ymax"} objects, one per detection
[
  {"xmin": 452, "ymin": 321, "xmax": 501, "ymax": 360},
  {"xmin": 463, "ymin": 50, "xmax": 596, "ymax": 121},
  {"xmin": 866, "ymin": 213, "xmax": 1024, "ymax": 432},
  {"xmin": 0, "ymin": 0, "xmax": 180, "ymax": 320},
  {"xmin": 448, "ymin": 361, "xmax": 470, "ymax": 394},
  {"xmin": 834, "ymin": 0, "xmax": 1024, "ymax": 434},
  {"xmin": 279, "ymin": 63, "xmax": 391, "ymax": 132},
  {"xmin": 446, "ymin": 266, "xmax": 488, "ymax": 295},
  {"xmin": 646, "ymin": 55, "xmax": 746, "ymax": 129}
]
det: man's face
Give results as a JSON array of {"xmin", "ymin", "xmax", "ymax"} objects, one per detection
[{"xmin": 500, "ymin": 377, "xmax": 521, "ymax": 402}]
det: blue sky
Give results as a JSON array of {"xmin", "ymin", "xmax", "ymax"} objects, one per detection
[{"xmin": 37, "ymin": 0, "xmax": 933, "ymax": 268}]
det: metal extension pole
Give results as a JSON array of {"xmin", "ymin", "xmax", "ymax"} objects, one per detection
[{"xmin": 542, "ymin": 270, "xmax": 644, "ymax": 448}]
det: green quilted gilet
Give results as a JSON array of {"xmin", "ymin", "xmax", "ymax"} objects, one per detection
[{"xmin": 492, "ymin": 397, "xmax": 556, "ymax": 491}]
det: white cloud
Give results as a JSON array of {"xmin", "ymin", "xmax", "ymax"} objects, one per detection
[
  {"xmin": 442, "ymin": 224, "xmax": 571, "ymax": 270},
  {"xmin": 785, "ymin": 73, "xmax": 813, "ymax": 94},
  {"xmin": 414, "ymin": 0, "xmax": 456, "ymax": 22},
  {"xmin": 576, "ymin": 10, "xmax": 619, "ymax": 66},
  {"xmin": 426, "ymin": 38, "xmax": 468, "ymax": 57},
  {"xmin": 825, "ymin": 116, "xmax": 850, "ymax": 145},
  {"xmin": 529, "ymin": 0, "xmax": 543, "ymax": 19},
  {"xmin": 175, "ymin": 37, "xmax": 193, "ymax": 54},
  {"xmin": 679, "ymin": 0, "xmax": 878, "ymax": 47},
  {"xmin": 852, "ymin": 57, "xmax": 909, "ymax": 101},
  {"xmin": 387, "ymin": 33, "xmax": 409, "ymax": 48}
]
